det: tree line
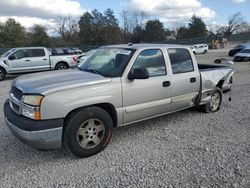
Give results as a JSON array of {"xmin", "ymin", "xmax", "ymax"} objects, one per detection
[{"xmin": 0, "ymin": 9, "xmax": 249, "ymax": 48}]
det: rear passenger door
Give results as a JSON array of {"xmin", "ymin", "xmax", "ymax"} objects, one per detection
[
  {"xmin": 30, "ymin": 49, "xmax": 50, "ymax": 71},
  {"xmin": 167, "ymin": 48, "xmax": 200, "ymax": 110}
]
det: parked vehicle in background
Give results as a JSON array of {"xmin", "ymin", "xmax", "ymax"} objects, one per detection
[
  {"xmin": 190, "ymin": 46, "xmax": 196, "ymax": 54},
  {"xmin": 3, "ymin": 44, "xmax": 235, "ymax": 157},
  {"xmin": 192, "ymin": 44, "xmax": 209, "ymax": 54},
  {"xmin": 51, "ymin": 48, "xmax": 64, "ymax": 56},
  {"xmin": 62, "ymin": 48, "xmax": 75, "ymax": 55},
  {"xmin": 0, "ymin": 47, "xmax": 78, "ymax": 81},
  {"xmin": 228, "ymin": 44, "xmax": 250, "ymax": 57},
  {"xmin": 71, "ymin": 48, "xmax": 82, "ymax": 54},
  {"xmin": 233, "ymin": 48, "xmax": 250, "ymax": 62},
  {"xmin": 78, "ymin": 49, "xmax": 96, "ymax": 63}
]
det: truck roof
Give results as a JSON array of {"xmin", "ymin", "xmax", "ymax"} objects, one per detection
[
  {"xmin": 10, "ymin": 47, "xmax": 46, "ymax": 50},
  {"xmin": 106, "ymin": 43, "xmax": 189, "ymax": 50}
]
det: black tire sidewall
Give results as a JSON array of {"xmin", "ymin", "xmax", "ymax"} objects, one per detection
[
  {"xmin": 64, "ymin": 107, "xmax": 113, "ymax": 157},
  {"xmin": 55, "ymin": 63, "xmax": 68, "ymax": 70}
]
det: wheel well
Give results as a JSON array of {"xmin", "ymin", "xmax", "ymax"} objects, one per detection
[
  {"xmin": 0, "ymin": 66, "xmax": 7, "ymax": 74},
  {"xmin": 55, "ymin": 61, "xmax": 69, "ymax": 68},
  {"xmin": 64, "ymin": 103, "xmax": 118, "ymax": 129},
  {"xmin": 216, "ymin": 80, "xmax": 224, "ymax": 89}
]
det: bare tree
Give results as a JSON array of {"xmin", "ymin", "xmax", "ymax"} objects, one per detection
[
  {"xmin": 53, "ymin": 16, "xmax": 79, "ymax": 44},
  {"xmin": 120, "ymin": 10, "xmax": 147, "ymax": 42},
  {"xmin": 224, "ymin": 12, "xmax": 244, "ymax": 36}
]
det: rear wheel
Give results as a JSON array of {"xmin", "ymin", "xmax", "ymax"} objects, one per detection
[
  {"xmin": 203, "ymin": 50, "xmax": 208, "ymax": 54},
  {"xmin": 0, "ymin": 68, "xmax": 6, "ymax": 81},
  {"xmin": 55, "ymin": 63, "xmax": 69, "ymax": 70},
  {"xmin": 200, "ymin": 87, "xmax": 222, "ymax": 113},
  {"xmin": 64, "ymin": 107, "xmax": 113, "ymax": 157},
  {"xmin": 244, "ymin": 57, "xmax": 250, "ymax": 62}
]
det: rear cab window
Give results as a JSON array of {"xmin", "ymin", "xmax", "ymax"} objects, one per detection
[
  {"xmin": 30, "ymin": 49, "xmax": 46, "ymax": 57},
  {"xmin": 168, "ymin": 48, "xmax": 194, "ymax": 74}
]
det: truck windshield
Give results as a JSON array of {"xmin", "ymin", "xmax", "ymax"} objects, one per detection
[
  {"xmin": 78, "ymin": 48, "xmax": 135, "ymax": 77},
  {"xmin": 1, "ymin": 48, "xmax": 16, "ymax": 57}
]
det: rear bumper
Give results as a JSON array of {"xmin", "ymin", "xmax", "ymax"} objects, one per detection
[{"xmin": 4, "ymin": 100, "xmax": 63, "ymax": 150}]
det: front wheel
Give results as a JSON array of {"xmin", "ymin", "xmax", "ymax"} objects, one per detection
[
  {"xmin": 203, "ymin": 50, "xmax": 208, "ymax": 54},
  {"xmin": 64, "ymin": 107, "xmax": 113, "ymax": 157},
  {"xmin": 199, "ymin": 87, "xmax": 222, "ymax": 113}
]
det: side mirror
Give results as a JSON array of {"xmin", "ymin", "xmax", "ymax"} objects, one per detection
[
  {"xmin": 8, "ymin": 55, "xmax": 16, "ymax": 60},
  {"xmin": 128, "ymin": 68, "xmax": 149, "ymax": 80}
]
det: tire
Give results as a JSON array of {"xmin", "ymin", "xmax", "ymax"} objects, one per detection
[
  {"xmin": 203, "ymin": 50, "xmax": 208, "ymax": 54},
  {"xmin": 55, "ymin": 63, "xmax": 69, "ymax": 70},
  {"xmin": 64, "ymin": 107, "xmax": 113, "ymax": 157},
  {"xmin": 199, "ymin": 87, "xmax": 222, "ymax": 113},
  {"xmin": 0, "ymin": 68, "xmax": 6, "ymax": 81},
  {"xmin": 244, "ymin": 57, "xmax": 250, "ymax": 62}
]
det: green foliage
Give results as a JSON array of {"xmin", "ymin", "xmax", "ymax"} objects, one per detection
[
  {"xmin": 177, "ymin": 15, "xmax": 207, "ymax": 39},
  {"xmin": 132, "ymin": 25, "xmax": 144, "ymax": 43},
  {"xmin": 27, "ymin": 25, "xmax": 49, "ymax": 46},
  {"xmin": 0, "ymin": 18, "xmax": 26, "ymax": 47},
  {"xmin": 188, "ymin": 15, "xmax": 207, "ymax": 37},
  {"xmin": 144, "ymin": 20, "xmax": 165, "ymax": 42},
  {"xmin": 177, "ymin": 26, "xmax": 189, "ymax": 39},
  {"xmin": 79, "ymin": 9, "xmax": 122, "ymax": 46}
]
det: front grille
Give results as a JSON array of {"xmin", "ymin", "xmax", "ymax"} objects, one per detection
[
  {"xmin": 11, "ymin": 86, "xmax": 23, "ymax": 101},
  {"xmin": 10, "ymin": 101, "xmax": 20, "ymax": 114},
  {"xmin": 234, "ymin": 56, "xmax": 246, "ymax": 62}
]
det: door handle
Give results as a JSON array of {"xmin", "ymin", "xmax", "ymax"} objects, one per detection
[
  {"xmin": 162, "ymin": 81, "xmax": 171, "ymax": 87},
  {"xmin": 43, "ymin": 59, "xmax": 47, "ymax": 60},
  {"xmin": 25, "ymin": 60, "xmax": 30, "ymax": 62},
  {"xmin": 190, "ymin": 77, "xmax": 196, "ymax": 83}
]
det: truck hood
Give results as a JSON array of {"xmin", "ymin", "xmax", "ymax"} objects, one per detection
[
  {"xmin": 0, "ymin": 57, "xmax": 6, "ymax": 62},
  {"xmin": 13, "ymin": 69, "xmax": 112, "ymax": 95}
]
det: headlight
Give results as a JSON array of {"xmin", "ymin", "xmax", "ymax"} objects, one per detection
[
  {"xmin": 23, "ymin": 95, "xmax": 43, "ymax": 106},
  {"xmin": 21, "ymin": 95, "xmax": 44, "ymax": 120}
]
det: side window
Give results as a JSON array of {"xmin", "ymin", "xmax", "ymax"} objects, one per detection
[
  {"xmin": 132, "ymin": 49, "xmax": 166, "ymax": 77},
  {"xmin": 168, "ymin": 48, "xmax": 194, "ymax": 74},
  {"xmin": 11, "ymin": 50, "xmax": 28, "ymax": 60},
  {"xmin": 30, "ymin": 49, "xmax": 45, "ymax": 57}
]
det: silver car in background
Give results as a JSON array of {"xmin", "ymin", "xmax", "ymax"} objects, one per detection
[{"xmin": 234, "ymin": 48, "xmax": 250, "ymax": 62}]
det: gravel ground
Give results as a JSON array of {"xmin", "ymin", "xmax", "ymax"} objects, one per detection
[{"xmin": 0, "ymin": 49, "xmax": 249, "ymax": 187}]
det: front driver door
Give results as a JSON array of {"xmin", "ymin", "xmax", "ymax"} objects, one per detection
[
  {"xmin": 8, "ymin": 49, "xmax": 33, "ymax": 73},
  {"xmin": 122, "ymin": 49, "xmax": 172, "ymax": 124}
]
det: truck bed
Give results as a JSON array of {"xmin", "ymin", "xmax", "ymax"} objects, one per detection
[
  {"xmin": 197, "ymin": 63, "xmax": 235, "ymax": 104},
  {"xmin": 198, "ymin": 64, "xmax": 231, "ymax": 71}
]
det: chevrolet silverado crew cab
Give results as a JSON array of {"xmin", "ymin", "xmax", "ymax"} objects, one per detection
[
  {"xmin": 0, "ymin": 47, "xmax": 78, "ymax": 81},
  {"xmin": 4, "ymin": 44, "xmax": 235, "ymax": 157}
]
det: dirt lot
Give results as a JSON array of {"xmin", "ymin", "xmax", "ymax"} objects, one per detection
[{"xmin": 0, "ymin": 49, "xmax": 249, "ymax": 187}]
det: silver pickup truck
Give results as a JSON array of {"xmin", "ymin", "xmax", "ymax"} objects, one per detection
[
  {"xmin": 4, "ymin": 44, "xmax": 235, "ymax": 157},
  {"xmin": 0, "ymin": 47, "xmax": 78, "ymax": 81}
]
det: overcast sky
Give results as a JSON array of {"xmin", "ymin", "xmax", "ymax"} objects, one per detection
[{"xmin": 0, "ymin": 0, "xmax": 249, "ymax": 29}]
